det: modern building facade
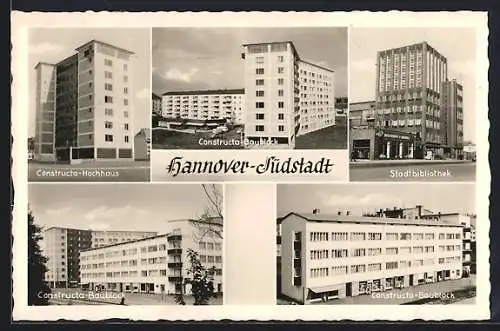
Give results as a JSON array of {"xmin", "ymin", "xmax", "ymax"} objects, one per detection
[
  {"xmin": 34, "ymin": 62, "xmax": 57, "ymax": 161},
  {"xmin": 152, "ymin": 93, "xmax": 162, "ymax": 117},
  {"xmin": 279, "ymin": 211, "xmax": 463, "ymax": 304},
  {"xmin": 242, "ymin": 41, "xmax": 335, "ymax": 148},
  {"xmin": 34, "ymin": 40, "xmax": 136, "ymax": 163},
  {"xmin": 42, "ymin": 227, "xmax": 157, "ymax": 288},
  {"xmin": 80, "ymin": 219, "xmax": 223, "ymax": 295},
  {"xmin": 374, "ymin": 42, "xmax": 463, "ymax": 157},
  {"xmin": 161, "ymin": 89, "xmax": 245, "ymax": 129},
  {"xmin": 440, "ymin": 79, "xmax": 464, "ymax": 157}
]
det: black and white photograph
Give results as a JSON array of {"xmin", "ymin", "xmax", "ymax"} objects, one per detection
[
  {"xmin": 28, "ymin": 184, "xmax": 223, "ymax": 306},
  {"xmin": 152, "ymin": 27, "xmax": 348, "ymax": 150},
  {"xmin": 349, "ymin": 28, "xmax": 477, "ymax": 182},
  {"xmin": 276, "ymin": 184, "xmax": 476, "ymax": 305},
  {"xmin": 28, "ymin": 28, "xmax": 151, "ymax": 182}
]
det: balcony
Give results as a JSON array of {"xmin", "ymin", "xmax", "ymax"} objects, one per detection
[
  {"xmin": 293, "ymin": 258, "xmax": 301, "ymax": 268},
  {"xmin": 293, "ymin": 276, "xmax": 302, "ymax": 286},
  {"xmin": 167, "ymin": 248, "xmax": 182, "ymax": 255},
  {"xmin": 167, "ymin": 234, "xmax": 182, "ymax": 241},
  {"xmin": 168, "ymin": 276, "xmax": 183, "ymax": 282},
  {"xmin": 168, "ymin": 262, "xmax": 183, "ymax": 268},
  {"xmin": 293, "ymin": 241, "xmax": 301, "ymax": 250}
]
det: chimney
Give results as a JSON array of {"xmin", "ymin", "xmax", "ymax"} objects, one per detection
[
  {"xmin": 416, "ymin": 205, "xmax": 422, "ymax": 217},
  {"xmin": 346, "ymin": 210, "xmax": 351, "ymax": 216},
  {"xmin": 312, "ymin": 208, "xmax": 320, "ymax": 215}
]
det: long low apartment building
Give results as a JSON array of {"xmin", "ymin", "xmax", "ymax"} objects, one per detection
[
  {"xmin": 161, "ymin": 89, "xmax": 245, "ymax": 130},
  {"xmin": 242, "ymin": 41, "xmax": 335, "ymax": 148},
  {"xmin": 79, "ymin": 218, "xmax": 223, "ymax": 295},
  {"xmin": 42, "ymin": 227, "xmax": 157, "ymax": 288},
  {"xmin": 279, "ymin": 211, "xmax": 463, "ymax": 304}
]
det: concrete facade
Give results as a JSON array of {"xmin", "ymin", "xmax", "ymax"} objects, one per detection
[
  {"xmin": 280, "ymin": 212, "xmax": 463, "ymax": 304},
  {"xmin": 34, "ymin": 63, "xmax": 57, "ymax": 161}
]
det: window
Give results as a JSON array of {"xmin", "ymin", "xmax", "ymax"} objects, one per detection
[
  {"xmin": 104, "ymin": 59, "xmax": 113, "ymax": 66},
  {"xmin": 278, "ymin": 101, "xmax": 284, "ymax": 108},
  {"xmin": 331, "ymin": 232, "xmax": 348, "ymax": 241},
  {"xmin": 105, "ymin": 83, "xmax": 113, "ymax": 91},
  {"xmin": 124, "ymin": 87, "xmax": 128, "ymax": 94},
  {"xmin": 123, "ymin": 63, "xmax": 128, "ymax": 71},
  {"xmin": 256, "ymin": 79, "xmax": 264, "ymax": 86},
  {"xmin": 350, "ymin": 232, "xmax": 366, "ymax": 241},
  {"xmin": 124, "ymin": 111, "xmax": 129, "ymax": 118},
  {"xmin": 255, "ymin": 125, "xmax": 264, "ymax": 132},
  {"xmin": 105, "ymin": 108, "xmax": 113, "ymax": 116},
  {"xmin": 105, "ymin": 71, "xmax": 112, "ymax": 79},
  {"xmin": 124, "ymin": 136, "xmax": 129, "ymax": 143},
  {"xmin": 255, "ymin": 56, "xmax": 264, "ymax": 64},
  {"xmin": 386, "ymin": 247, "xmax": 398, "ymax": 255},
  {"xmin": 368, "ymin": 248, "xmax": 382, "ymax": 256},
  {"xmin": 278, "ymin": 113, "xmax": 284, "ymax": 120},
  {"xmin": 332, "ymin": 249, "xmax": 348, "ymax": 258},
  {"xmin": 278, "ymin": 78, "xmax": 284, "ymax": 85},
  {"xmin": 386, "ymin": 262, "xmax": 398, "ymax": 270},
  {"xmin": 351, "ymin": 248, "xmax": 366, "ymax": 257},
  {"xmin": 105, "ymin": 96, "xmax": 113, "ymax": 103},
  {"xmin": 105, "ymin": 134, "xmax": 113, "ymax": 142},
  {"xmin": 278, "ymin": 56, "xmax": 284, "ymax": 62},
  {"xmin": 278, "ymin": 125, "xmax": 284, "ymax": 132},
  {"xmin": 256, "ymin": 102, "xmax": 265, "ymax": 109},
  {"xmin": 278, "ymin": 67, "xmax": 284, "ymax": 74},
  {"xmin": 256, "ymin": 68, "xmax": 264, "ymax": 75},
  {"xmin": 105, "ymin": 121, "xmax": 113, "ymax": 129},
  {"xmin": 124, "ymin": 76, "xmax": 128, "ymax": 83},
  {"xmin": 256, "ymin": 113, "xmax": 264, "ymax": 120},
  {"xmin": 278, "ymin": 89, "xmax": 284, "ymax": 96},
  {"xmin": 256, "ymin": 90, "xmax": 265, "ymax": 97},
  {"xmin": 350, "ymin": 264, "xmax": 366, "ymax": 274},
  {"xmin": 124, "ymin": 123, "xmax": 129, "ymax": 130},
  {"xmin": 124, "ymin": 99, "xmax": 129, "ymax": 106},
  {"xmin": 368, "ymin": 233, "xmax": 382, "ymax": 240}
]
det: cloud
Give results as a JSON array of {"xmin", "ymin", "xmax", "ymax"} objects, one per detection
[
  {"xmin": 83, "ymin": 205, "xmax": 150, "ymax": 222},
  {"xmin": 30, "ymin": 42, "xmax": 65, "ymax": 55},
  {"xmin": 212, "ymin": 69, "xmax": 224, "ymax": 75},
  {"xmin": 163, "ymin": 68, "xmax": 200, "ymax": 83},
  {"xmin": 45, "ymin": 207, "xmax": 71, "ymax": 216},
  {"xmin": 318, "ymin": 193, "xmax": 394, "ymax": 208},
  {"xmin": 160, "ymin": 49, "xmax": 216, "ymax": 61},
  {"xmin": 350, "ymin": 58, "xmax": 376, "ymax": 72},
  {"xmin": 87, "ymin": 223, "xmax": 111, "ymax": 231}
]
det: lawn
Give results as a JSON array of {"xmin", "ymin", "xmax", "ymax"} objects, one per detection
[
  {"xmin": 295, "ymin": 117, "xmax": 348, "ymax": 149},
  {"xmin": 152, "ymin": 128, "xmax": 244, "ymax": 150}
]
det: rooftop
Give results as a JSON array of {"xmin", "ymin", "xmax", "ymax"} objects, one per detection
[
  {"xmin": 163, "ymin": 88, "xmax": 245, "ymax": 96},
  {"xmin": 280, "ymin": 211, "xmax": 462, "ymax": 228},
  {"xmin": 34, "ymin": 62, "xmax": 55, "ymax": 70},
  {"xmin": 75, "ymin": 39, "xmax": 135, "ymax": 55},
  {"xmin": 44, "ymin": 226, "xmax": 157, "ymax": 233}
]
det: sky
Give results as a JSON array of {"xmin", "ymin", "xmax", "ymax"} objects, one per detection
[
  {"xmin": 28, "ymin": 28, "xmax": 151, "ymax": 138},
  {"xmin": 28, "ymin": 184, "xmax": 222, "ymax": 233},
  {"xmin": 152, "ymin": 27, "xmax": 348, "ymax": 97},
  {"xmin": 277, "ymin": 184, "xmax": 475, "ymax": 217},
  {"xmin": 350, "ymin": 27, "xmax": 477, "ymax": 143}
]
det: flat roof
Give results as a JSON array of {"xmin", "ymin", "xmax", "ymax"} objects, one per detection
[
  {"xmin": 75, "ymin": 39, "xmax": 135, "ymax": 55},
  {"xmin": 80, "ymin": 233, "xmax": 170, "ymax": 253},
  {"xmin": 349, "ymin": 101, "xmax": 376, "ymax": 106},
  {"xmin": 163, "ymin": 88, "xmax": 244, "ymax": 96},
  {"xmin": 300, "ymin": 59, "xmax": 335, "ymax": 73},
  {"xmin": 281, "ymin": 212, "xmax": 462, "ymax": 228},
  {"xmin": 44, "ymin": 226, "xmax": 157, "ymax": 234},
  {"xmin": 34, "ymin": 62, "xmax": 55, "ymax": 69}
]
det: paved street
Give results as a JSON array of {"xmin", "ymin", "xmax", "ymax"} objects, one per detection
[
  {"xmin": 350, "ymin": 161, "xmax": 476, "ymax": 182},
  {"xmin": 47, "ymin": 288, "xmax": 223, "ymax": 305},
  {"xmin": 29, "ymin": 161, "xmax": 150, "ymax": 182},
  {"xmin": 295, "ymin": 116, "xmax": 348, "ymax": 149}
]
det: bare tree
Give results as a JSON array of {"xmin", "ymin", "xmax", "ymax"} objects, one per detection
[{"xmin": 193, "ymin": 184, "xmax": 223, "ymax": 241}]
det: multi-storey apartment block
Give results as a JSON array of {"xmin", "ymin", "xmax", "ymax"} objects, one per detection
[
  {"xmin": 161, "ymin": 89, "xmax": 245, "ymax": 129},
  {"xmin": 33, "ymin": 40, "xmax": 136, "ymax": 163},
  {"xmin": 42, "ymin": 227, "xmax": 157, "ymax": 288},
  {"xmin": 152, "ymin": 93, "xmax": 162, "ymax": 117},
  {"xmin": 279, "ymin": 211, "xmax": 463, "ymax": 304},
  {"xmin": 80, "ymin": 219, "xmax": 223, "ymax": 295},
  {"xmin": 242, "ymin": 41, "xmax": 335, "ymax": 148},
  {"xmin": 34, "ymin": 63, "xmax": 57, "ymax": 161},
  {"xmin": 441, "ymin": 79, "xmax": 464, "ymax": 157},
  {"xmin": 375, "ymin": 42, "xmax": 462, "ymax": 157}
]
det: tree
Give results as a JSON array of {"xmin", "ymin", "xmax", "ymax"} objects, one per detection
[
  {"xmin": 193, "ymin": 184, "xmax": 224, "ymax": 241},
  {"xmin": 175, "ymin": 249, "xmax": 216, "ymax": 305},
  {"xmin": 28, "ymin": 209, "xmax": 51, "ymax": 305}
]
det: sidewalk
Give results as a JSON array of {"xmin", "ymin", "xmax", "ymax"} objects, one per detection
[{"xmin": 350, "ymin": 159, "xmax": 473, "ymax": 168}]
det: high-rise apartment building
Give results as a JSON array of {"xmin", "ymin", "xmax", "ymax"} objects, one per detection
[
  {"xmin": 279, "ymin": 211, "xmax": 463, "ymax": 304},
  {"xmin": 34, "ymin": 40, "xmax": 136, "ymax": 162},
  {"xmin": 152, "ymin": 93, "xmax": 162, "ymax": 117},
  {"xmin": 42, "ymin": 227, "xmax": 157, "ymax": 288},
  {"xmin": 440, "ymin": 79, "xmax": 464, "ymax": 157},
  {"xmin": 242, "ymin": 41, "xmax": 335, "ymax": 148},
  {"xmin": 162, "ymin": 89, "xmax": 245, "ymax": 128},
  {"xmin": 375, "ymin": 42, "xmax": 449, "ymax": 155},
  {"xmin": 80, "ymin": 218, "xmax": 223, "ymax": 295}
]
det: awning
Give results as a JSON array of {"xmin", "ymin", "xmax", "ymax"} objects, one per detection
[{"xmin": 309, "ymin": 284, "xmax": 342, "ymax": 294}]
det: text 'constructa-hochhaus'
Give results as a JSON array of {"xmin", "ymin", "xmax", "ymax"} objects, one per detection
[
  {"xmin": 160, "ymin": 41, "xmax": 336, "ymax": 148},
  {"xmin": 279, "ymin": 212, "xmax": 464, "ymax": 304},
  {"xmin": 34, "ymin": 40, "xmax": 136, "ymax": 163}
]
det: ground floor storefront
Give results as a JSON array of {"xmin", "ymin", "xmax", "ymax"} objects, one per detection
[
  {"xmin": 55, "ymin": 147, "xmax": 134, "ymax": 163},
  {"xmin": 303, "ymin": 269, "xmax": 461, "ymax": 304},
  {"xmin": 82, "ymin": 280, "xmax": 223, "ymax": 295}
]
